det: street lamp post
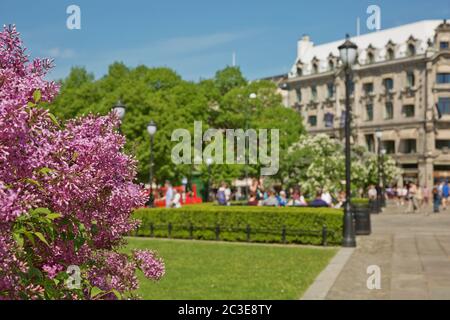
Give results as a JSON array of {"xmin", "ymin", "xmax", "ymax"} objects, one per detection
[
  {"xmin": 112, "ymin": 100, "xmax": 126, "ymax": 129},
  {"xmin": 205, "ymin": 157, "xmax": 213, "ymax": 202},
  {"xmin": 381, "ymin": 148, "xmax": 387, "ymax": 208},
  {"xmin": 147, "ymin": 121, "xmax": 157, "ymax": 207},
  {"xmin": 338, "ymin": 34, "xmax": 358, "ymax": 248},
  {"xmin": 244, "ymin": 93, "xmax": 257, "ymax": 201},
  {"xmin": 376, "ymin": 129, "xmax": 383, "ymax": 212}
]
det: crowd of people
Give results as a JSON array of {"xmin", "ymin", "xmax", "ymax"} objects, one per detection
[{"xmin": 154, "ymin": 178, "xmax": 450, "ymax": 214}]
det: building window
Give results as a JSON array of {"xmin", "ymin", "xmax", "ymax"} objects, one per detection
[
  {"xmin": 327, "ymin": 83, "xmax": 335, "ymax": 99},
  {"xmin": 438, "ymin": 97, "xmax": 450, "ymax": 115},
  {"xmin": 407, "ymin": 71, "xmax": 415, "ymax": 88},
  {"xmin": 440, "ymin": 42, "xmax": 449, "ymax": 49},
  {"xmin": 387, "ymin": 48, "xmax": 395, "ymax": 60},
  {"xmin": 385, "ymin": 102, "xmax": 394, "ymax": 119},
  {"xmin": 402, "ymin": 139, "xmax": 417, "ymax": 154},
  {"xmin": 311, "ymin": 86, "xmax": 317, "ymax": 101},
  {"xmin": 295, "ymin": 88, "xmax": 302, "ymax": 102},
  {"xmin": 363, "ymin": 83, "xmax": 374, "ymax": 95},
  {"xmin": 437, "ymin": 73, "xmax": 450, "ymax": 84},
  {"xmin": 324, "ymin": 113, "xmax": 334, "ymax": 128},
  {"xmin": 382, "ymin": 141, "xmax": 396, "ymax": 154},
  {"xmin": 308, "ymin": 115, "xmax": 317, "ymax": 127},
  {"xmin": 297, "ymin": 67, "xmax": 303, "ymax": 76},
  {"xmin": 366, "ymin": 104, "xmax": 374, "ymax": 121},
  {"xmin": 349, "ymin": 81, "xmax": 355, "ymax": 95},
  {"xmin": 407, "ymin": 44, "xmax": 416, "ymax": 57},
  {"xmin": 328, "ymin": 60, "xmax": 335, "ymax": 71},
  {"xmin": 403, "ymin": 105, "xmax": 415, "ymax": 118},
  {"xmin": 365, "ymin": 134, "xmax": 375, "ymax": 152},
  {"xmin": 312, "ymin": 63, "xmax": 319, "ymax": 74},
  {"xmin": 367, "ymin": 52, "xmax": 375, "ymax": 64},
  {"xmin": 383, "ymin": 78, "xmax": 394, "ymax": 92},
  {"xmin": 436, "ymin": 140, "xmax": 450, "ymax": 150}
]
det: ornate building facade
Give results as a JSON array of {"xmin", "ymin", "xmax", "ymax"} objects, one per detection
[{"xmin": 279, "ymin": 20, "xmax": 450, "ymax": 188}]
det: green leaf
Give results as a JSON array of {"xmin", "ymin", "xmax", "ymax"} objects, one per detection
[
  {"xmin": 90, "ymin": 287, "xmax": 104, "ymax": 299},
  {"xmin": 30, "ymin": 207, "xmax": 52, "ymax": 216},
  {"xmin": 33, "ymin": 89, "xmax": 42, "ymax": 103},
  {"xmin": 47, "ymin": 113, "xmax": 61, "ymax": 128},
  {"xmin": 27, "ymin": 101, "xmax": 36, "ymax": 108},
  {"xmin": 46, "ymin": 213, "xmax": 62, "ymax": 220},
  {"xmin": 23, "ymin": 231, "xmax": 35, "ymax": 246},
  {"xmin": 24, "ymin": 178, "xmax": 41, "ymax": 187},
  {"xmin": 38, "ymin": 167, "xmax": 55, "ymax": 176},
  {"xmin": 34, "ymin": 232, "xmax": 50, "ymax": 246}
]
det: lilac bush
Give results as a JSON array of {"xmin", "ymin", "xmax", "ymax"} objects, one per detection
[{"xmin": 0, "ymin": 25, "xmax": 164, "ymax": 300}]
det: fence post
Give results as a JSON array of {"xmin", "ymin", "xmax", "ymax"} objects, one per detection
[
  {"xmin": 246, "ymin": 224, "xmax": 251, "ymax": 242},
  {"xmin": 282, "ymin": 225, "xmax": 287, "ymax": 244},
  {"xmin": 189, "ymin": 223, "xmax": 194, "ymax": 240},
  {"xmin": 215, "ymin": 224, "xmax": 220, "ymax": 241},
  {"xmin": 168, "ymin": 222, "xmax": 172, "ymax": 239},
  {"xmin": 150, "ymin": 223, "xmax": 154, "ymax": 238},
  {"xmin": 322, "ymin": 225, "xmax": 328, "ymax": 247}
]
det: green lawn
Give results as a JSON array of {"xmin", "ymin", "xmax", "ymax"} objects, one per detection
[{"xmin": 125, "ymin": 237, "xmax": 337, "ymax": 300}]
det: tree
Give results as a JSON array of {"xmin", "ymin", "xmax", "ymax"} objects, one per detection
[
  {"xmin": 49, "ymin": 65, "xmax": 304, "ymax": 185},
  {"xmin": 0, "ymin": 25, "xmax": 163, "ymax": 300},
  {"xmin": 279, "ymin": 134, "xmax": 402, "ymax": 197}
]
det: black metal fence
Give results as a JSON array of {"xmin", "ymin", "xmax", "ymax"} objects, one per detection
[{"xmin": 135, "ymin": 223, "xmax": 335, "ymax": 247}]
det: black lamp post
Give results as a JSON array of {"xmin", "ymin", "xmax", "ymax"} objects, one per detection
[
  {"xmin": 338, "ymin": 34, "xmax": 358, "ymax": 248},
  {"xmin": 375, "ymin": 129, "xmax": 383, "ymax": 212},
  {"xmin": 147, "ymin": 120, "xmax": 157, "ymax": 207},
  {"xmin": 381, "ymin": 148, "xmax": 387, "ymax": 208},
  {"xmin": 205, "ymin": 157, "xmax": 213, "ymax": 202},
  {"xmin": 243, "ymin": 93, "xmax": 257, "ymax": 201}
]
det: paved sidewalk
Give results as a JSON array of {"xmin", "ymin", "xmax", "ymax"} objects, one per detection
[{"xmin": 325, "ymin": 207, "xmax": 450, "ymax": 300}]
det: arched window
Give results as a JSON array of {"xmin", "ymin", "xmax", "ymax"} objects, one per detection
[
  {"xmin": 296, "ymin": 67, "xmax": 303, "ymax": 77},
  {"xmin": 367, "ymin": 52, "xmax": 375, "ymax": 64}
]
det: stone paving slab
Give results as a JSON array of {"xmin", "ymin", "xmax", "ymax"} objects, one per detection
[
  {"xmin": 301, "ymin": 248, "xmax": 354, "ymax": 300},
  {"xmin": 324, "ymin": 208, "xmax": 450, "ymax": 300}
]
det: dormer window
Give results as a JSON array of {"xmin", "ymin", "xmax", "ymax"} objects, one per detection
[
  {"xmin": 328, "ymin": 54, "xmax": 336, "ymax": 71},
  {"xmin": 387, "ymin": 48, "xmax": 395, "ymax": 60},
  {"xmin": 366, "ymin": 44, "xmax": 376, "ymax": 64},
  {"xmin": 406, "ymin": 36, "xmax": 417, "ymax": 57},
  {"xmin": 407, "ymin": 43, "xmax": 416, "ymax": 57},
  {"xmin": 328, "ymin": 60, "xmax": 335, "ymax": 71},
  {"xmin": 386, "ymin": 40, "xmax": 396, "ymax": 60},
  {"xmin": 311, "ymin": 57, "xmax": 319, "ymax": 74},
  {"xmin": 296, "ymin": 61, "xmax": 303, "ymax": 77}
]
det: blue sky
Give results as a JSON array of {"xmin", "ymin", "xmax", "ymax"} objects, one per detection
[{"xmin": 1, "ymin": 0, "xmax": 449, "ymax": 81}]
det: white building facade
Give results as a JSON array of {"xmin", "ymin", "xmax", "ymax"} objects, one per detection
[{"xmin": 280, "ymin": 20, "xmax": 450, "ymax": 188}]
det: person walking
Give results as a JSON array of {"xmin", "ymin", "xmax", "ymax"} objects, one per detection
[
  {"xmin": 406, "ymin": 183, "xmax": 418, "ymax": 213},
  {"xmin": 433, "ymin": 185, "xmax": 441, "ymax": 213},
  {"xmin": 423, "ymin": 185, "xmax": 430, "ymax": 207},
  {"xmin": 442, "ymin": 181, "xmax": 449, "ymax": 210}
]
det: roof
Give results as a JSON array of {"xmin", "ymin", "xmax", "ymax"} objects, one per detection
[{"xmin": 289, "ymin": 20, "xmax": 447, "ymax": 77}]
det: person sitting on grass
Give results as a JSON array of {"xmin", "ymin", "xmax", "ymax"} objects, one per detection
[
  {"xmin": 309, "ymin": 190, "xmax": 330, "ymax": 208},
  {"xmin": 262, "ymin": 189, "xmax": 279, "ymax": 207}
]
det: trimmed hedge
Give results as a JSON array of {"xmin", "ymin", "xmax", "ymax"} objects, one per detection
[{"xmin": 133, "ymin": 206, "xmax": 343, "ymax": 246}]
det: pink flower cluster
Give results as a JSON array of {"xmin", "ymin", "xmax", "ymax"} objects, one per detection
[
  {"xmin": 133, "ymin": 250, "xmax": 165, "ymax": 281},
  {"xmin": 0, "ymin": 25, "xmax": 163, "ymax": 299}
]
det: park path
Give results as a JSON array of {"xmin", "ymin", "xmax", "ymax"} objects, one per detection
[{"xmin": 325, "ymin": 203, "xmax": 450, "ymax": 300}]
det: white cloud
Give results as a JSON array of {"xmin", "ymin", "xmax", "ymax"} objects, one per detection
[{"xmin": 45, "ymin": 47, "xmax": 76, "ymax": 59}]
